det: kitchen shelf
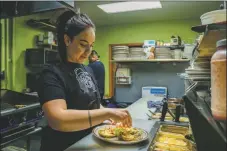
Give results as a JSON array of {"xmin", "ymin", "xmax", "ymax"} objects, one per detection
[
  {"xmin": 192, "ymin": 21, "xmax": 226, "ymax": 57},
  {"xmin": 191, "ymin": 21, "xmax": 227, "ymax": 33},
  {"xmin": 110, "ymin": 59, "xmax": 190, "ymax": 63},
  {"xmin": 196, "ymin": 30, "xmax": 226, "ymax": 57},
  {"xmin": 37, "ymin": 43, "xmax": 58, "ymax": 49},
  {"xmin": 26, "ymin": 19, "xmax": 56, "ymax": 32},
  {"xmin": 155, "ymin": 45, "xmax": 185, "ymax": 50}
]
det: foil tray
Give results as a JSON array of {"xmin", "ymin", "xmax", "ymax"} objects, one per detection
[{"xmin": 148, "ymin": 121, "xmax": 196, "ymax": 151}]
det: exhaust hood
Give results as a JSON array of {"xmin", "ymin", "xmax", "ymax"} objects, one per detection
[{"xmin": 0, "ymin": 1, "xmax": 75, "ymax": 19}]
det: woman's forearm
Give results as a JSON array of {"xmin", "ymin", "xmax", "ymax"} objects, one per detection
[{"xmin": 49, "ymin": 108, "xmax": 110, "ymax": 132}]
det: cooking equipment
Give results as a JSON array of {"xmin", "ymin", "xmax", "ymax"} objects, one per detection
[
  {"xmin": 25, "ymin": 48, "xmax": 60, "ymax": 68},
  {"xmin": 211, "ymin": 39, "xmax": 226, "ymax": 121},
  {"xmin": 160, "ymin": 101, "xmax": 182, "ymax": 123},
  {"xmin": 0, "ymin": 89, "xmax": 44, "ymax": 148}
]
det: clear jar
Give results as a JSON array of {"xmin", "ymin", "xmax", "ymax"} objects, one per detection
[{"xmin": 211, "ymin": 39, "xmax": 226, "ymax": 121}]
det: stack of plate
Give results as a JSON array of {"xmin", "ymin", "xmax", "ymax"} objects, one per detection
[
  {"xmin": 185, "ymin": 68, "xmax": 211, "ymax": 81},
  {"xmin": 155, "ymin": 48, "xmax": 172, "ymax": 59},
  {"xmin": 190, "ymin": 57, "xmax": 211, "ymax": 69},
  {"xmin": 112, "ymin": 46, "xmax": 129, "ymax": 60},
  {"xmin": 186, "ymin": 57, "xmax": 211, "ymax": 81},
  {"xmin": 129, "ymin": 47, "xmax": 146, "ymax": 59}
]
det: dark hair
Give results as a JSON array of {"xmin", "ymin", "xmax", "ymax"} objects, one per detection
[
  {"xmin": 56, "ymin": 11, "xmax": 95, "ymax": 62},
  {"xmin": 91, "ymin": 50, "xmax": 100, "ymax": 58}
]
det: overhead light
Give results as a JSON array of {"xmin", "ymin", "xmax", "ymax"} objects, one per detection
[{"xmin": 97, "ymin": 1, "xmax": 162, "ymax": 14}]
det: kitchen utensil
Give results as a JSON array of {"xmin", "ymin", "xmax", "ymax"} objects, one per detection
[{"xmin": 149, "ymin": 109, "xmax": 156, "ymax": 115}]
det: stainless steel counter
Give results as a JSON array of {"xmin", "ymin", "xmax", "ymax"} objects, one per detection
[
  {"xmin": 65, "ymin": 119, "xmax": 156, "ymax": 151},
  {"xmin": 65, "ymin": 98, "xmax": 157, "ymax": 151}
]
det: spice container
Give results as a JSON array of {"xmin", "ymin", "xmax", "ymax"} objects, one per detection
[{"xmin": 211, "ymin": 39, "xmax": 226, "ymax": 121}]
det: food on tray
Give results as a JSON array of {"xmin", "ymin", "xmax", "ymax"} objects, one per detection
[
  {"xmin": 152, "ymin": 113, "xmax": 171, "ymax": 118},
  {"xmin": 149, "ymin": 125, "xmax": 193, "ymax": 151},
  {"xmin": 151, "ymin": 113, "xmax": 189, "ymax": 122},
  {"xmin": 159, "ymin": 131, "xmax": 185, "ymax": 139},
  {"xmin": 157, "ymin": 136, "xmax": 187, "ymax": 146},
  {"xmin": 152, "ymin": 142, "xmax": 189, "ymax": 151},
  {"xmin": 160, "ymin": 125, "xmax": 189, "ymax": 135},
  {"xmin": 98, "ymin": 126, "xmax": 143, "ymax": 141}
]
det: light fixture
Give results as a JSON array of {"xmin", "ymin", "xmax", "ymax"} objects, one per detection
[{"xmin": 97, "ymin": 1, "xmax": 162, "ymax": 14}]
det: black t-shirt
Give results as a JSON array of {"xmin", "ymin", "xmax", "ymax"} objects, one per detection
[
  {"xmin": 88, "ymin": 61, "xmax": 105, "ymax": 96},
  {"xmin": 37, "ymin": 62, "xmax": 101, "ymax": 151}
]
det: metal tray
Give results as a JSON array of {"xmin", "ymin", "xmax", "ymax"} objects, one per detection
[{"xmin": 148, "ymin": 121, "xmax": 196, "ymax": 151}]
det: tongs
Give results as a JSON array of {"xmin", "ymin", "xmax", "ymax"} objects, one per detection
[
  {"xmin": 160, "ymin": 101, "xmax": 181, "ymax": 122},
  {"xmin": 148, "ymin": 109, "xmax": 156, "ymax": 115}
]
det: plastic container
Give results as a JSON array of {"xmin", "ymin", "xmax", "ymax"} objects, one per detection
[
  {"xmin": 211, "ymin": 39, "xmax": 226, "ymax": 121},
  {"xmin": 174, "ymin": 49, "xmax": 182, "ymax": 59},
  {"xmin": 200, "ymin": 9, "xmax": 227, "ymax": 25}
]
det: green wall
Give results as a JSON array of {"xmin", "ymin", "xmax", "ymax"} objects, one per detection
[
  {"xmin": 1, "ymin": 19, "xmax": 13, "ymax": 90},
  {"xmin": 4, "ymin": 13, "xmax": 51, "ymax": 92},
  {"xmin": 2, "ymin": 14, "xmax": 199, "ymax": 95},
  {"xmin": 1, "ymin": 19, "xmax": 7, "ymax": 89},
  {"xmin": 93, "ymin": 19, "xmax": 200, "ymax": 96}
]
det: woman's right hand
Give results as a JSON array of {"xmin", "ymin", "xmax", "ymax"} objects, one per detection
[{"xmin": 106, "ymin": 108, "xmax": 132, "ymax": 127}]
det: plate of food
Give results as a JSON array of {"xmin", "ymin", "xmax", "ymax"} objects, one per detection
[{"xmin": 92, "ymin": 124, "xmax": 149, "ymax": 144}]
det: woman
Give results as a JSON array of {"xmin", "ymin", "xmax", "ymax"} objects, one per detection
[
  {"xmin": 88, "ymin": 50, "xmax": 105, "ymax": 101},
  {"xmin": 37, "ymin": 11, "xmax": 132, "ymax": 151}
]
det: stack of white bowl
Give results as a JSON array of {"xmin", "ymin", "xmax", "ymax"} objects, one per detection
[
  {"xmin": 112, "ymin": 46, "xmax": 129, "ymax": 60},
  {"xmin": 185, "ymin": 57, "xmax": 211, "ymax": 81},
  {"xmin": 155, "ymin": 47, "xmax": 172, "ymax": 59},
  {"xmin": 129, "ymin": 47, "xmax": 146, "ymax": 59}
]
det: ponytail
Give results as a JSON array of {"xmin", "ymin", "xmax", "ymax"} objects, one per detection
[{"xmin": 56, "ymin": 11, "xmax": 75, "ymax": 63}]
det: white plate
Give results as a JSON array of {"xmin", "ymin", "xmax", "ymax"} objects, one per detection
[{"xmin": 92, "ymin": 125, "xmax": 149, "ymax": 145}]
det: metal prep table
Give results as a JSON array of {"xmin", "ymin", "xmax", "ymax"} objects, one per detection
[{"xmin": 64, "ymin": 98, "xmax": 158, "ymax": 151}]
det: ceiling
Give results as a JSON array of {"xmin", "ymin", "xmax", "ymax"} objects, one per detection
[{"xmin": 74, "ymin": 1, "xmax": 223, "ymax": 27}]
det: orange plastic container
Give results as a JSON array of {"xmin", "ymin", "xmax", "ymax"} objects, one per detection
[{"xmin": 211, "ymin": 39, "xmax": 226, "ymax": 121}]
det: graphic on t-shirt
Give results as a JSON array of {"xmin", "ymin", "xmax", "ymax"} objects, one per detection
[{"xmin": 74, "ymin": 68, "xmax": 96, "ymax": 93}]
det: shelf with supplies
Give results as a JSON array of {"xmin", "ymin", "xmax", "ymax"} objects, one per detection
[
  {"xmin": 154, "ymin": 45, "xmax": 185, "ymax": 50},
  {"xmin": 192, "ymin": 21, "xmax": 226, "ymax": 57},
  {"xmin": 191, "ymin": 21, "xmax": 227, "ymax": 33},
  {"xmin": 184, "ymin": 17, "xmax": 227, "ymax": 151},
  {"xmin": 26, "ymin": 19, "xmax": 56, "ymax": 32},
  {"xmin": 37, "ymin": 43, "xmax": 58, "ymax": 49},
  {"xmin": 109, "ymin": 42, "xmax": 189, "ymax": 97},
  {"xmin": 110, "ymin": 59, "xmax": 190, "ymax": 63}
]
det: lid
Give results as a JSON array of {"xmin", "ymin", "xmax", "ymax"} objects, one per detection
[
  {"xmin": 216, "ymin": 39, "xmax": 226, "ymax": 47},
  {"xmin": 200, "ymin": 9, "xmax": 227, "ymax": 19}
]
